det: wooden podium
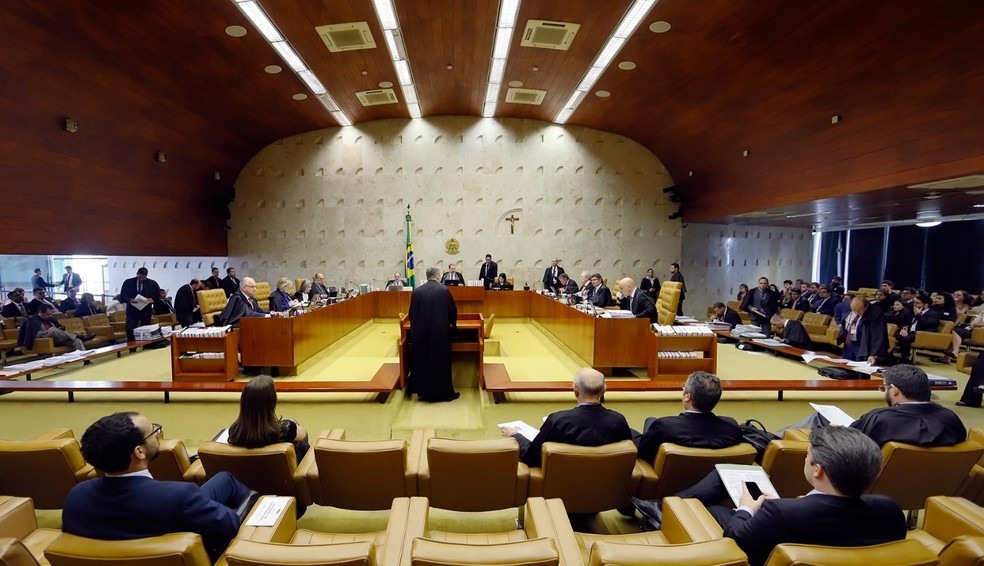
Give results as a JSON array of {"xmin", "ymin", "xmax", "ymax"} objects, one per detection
[{"xmin": 398, "ymin": 313, "xmax": 485, "ymax": 388}]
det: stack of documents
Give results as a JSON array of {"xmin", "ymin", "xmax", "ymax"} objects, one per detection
[
  {"xmin": 606, "ymin": 309, "xmax": 635, "ymax": 319},
  {"xmin": 657, "ymin": 351, "xmax": 699, "ymax": 359},
  {"xmin": 133, "ymin": 324, "xmax": 162, "ymax": 341},
  {"xmin": 652, "ymin": 324, "xmax": 714, "ymax": 336}
]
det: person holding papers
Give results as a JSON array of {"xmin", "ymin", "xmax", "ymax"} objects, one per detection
[
  {"xmin": 632, "ymin": 426, "xmax": 906, "ymax": 566},
  {"xmin": 120, "ymin": 267, "xmax": 159, "ymax": 342},
  {"xmin": 17, "ymin": 304, "xmax": 92, "ymax": 357},
  {"xmin": 711, "ymin": 302, "xmax": 742, "ymax": 328},
  {"xmin": 837, "ymin": 297, "xmax": 888, "ymax": 365},
  {"xmin": 618, "ymin": 278, "xmax": 657, "ymax": 322},
  {"xmin": 499, "ymin": 368, "xmax": 631, "ymax": 467},
  {"xmin": 770, "ymin": 315, "xmax": 812, "ymax": 350},
  {"xmin": 740, "ymin": 277, "xmax": 778, "ymax": 337}
]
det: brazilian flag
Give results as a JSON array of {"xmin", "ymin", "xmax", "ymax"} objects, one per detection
[{"xmin": 405, "ymin": 205, "xmax": 415, "ymax": 287}]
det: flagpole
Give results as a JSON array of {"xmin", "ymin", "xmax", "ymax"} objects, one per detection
[{"xmin": 405, "ymin": 205, "xmax": 415, "ymax": 288}]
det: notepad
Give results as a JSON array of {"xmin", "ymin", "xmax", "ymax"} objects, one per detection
[{"xmin": 809, "ymin": 403, "xmax": 855, "ymax": 427}]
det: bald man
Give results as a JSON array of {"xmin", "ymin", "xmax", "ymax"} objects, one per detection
[
  {"xmin": 837, "ymin": 297, "xmax": 888, "ymax": 365},
  {"xmin": 500, "ymin": 368, "xmax": 631, "ymax": 467},
  {"xmin": 619, "ymin": 278, "xmax": 657, "ymax": 322}
]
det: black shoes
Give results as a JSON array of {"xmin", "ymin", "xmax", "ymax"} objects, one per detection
[
  {"xmin": 420, "ymin": 392, "xmax": 461, "ymax": 402},
  {"xmin": 80, "ymin": 334, "xmax": 97, "ymax": 341},
  {"xmin": 956, "ymin": 401, "xmax": 981, "ymax": 408},
  {"xmin": 629, "ymin": 496, "xmax": 662, "ymax": 530},
  {"xmin": 82, "ymin": 360, "xmax": 93, "ymax": 366},
  {"xmin": 235, "ymin": 490, "xmax": 261, "ymax": 523}
]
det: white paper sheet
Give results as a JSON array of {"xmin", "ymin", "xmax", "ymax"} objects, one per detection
[
  {"xmin": 809, "ymin": 403, "xmax": 856, "ymax": 427},
  {"xmin": 244, "ymin": 496, "xmax": 291, "ymax": 526},
  {"xmin": 715, "ymin": 464, "xmax": 779, "ymax": 507},
  {"xmin": 497, "ymin": 420, "xmax": 540, "ymax": 442},
  {"xmin": 131, "ymin": 294, "xmax": 152, "ymax": 311}
]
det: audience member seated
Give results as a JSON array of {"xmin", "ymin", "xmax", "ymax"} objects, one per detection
[
  {"xmin": 152, "ymin": 289, "xmax": 174, "ymax": 315},
  {"xmin": 26, "ymin": 287, "xmax": 57, "ymax": 316},
  {"xmin": 228, "ymin": 375, "xmax": 310, "ymax": 461},
  {"xmin": 771, "ymin": 314, "xmax": 812, "ymax": 349},
  {"xmin": 810, "ymin": 285, "xmax": 837, "ymax": 315},
  {"xmin": 17, "ymin": 304, "xmax": 91, "ymax": 358},
  {"xmin": 900, "ymin": 286, "xmax": 917, "ymax": 307},
  {"xmin": 174, "ymin": 279, "xmax": 204, "ymax": 327},
  {"xmin": 832, "ymin": 292, "xmax": 854, "ymax": 325},
  {"xmin": 829, "ymin": 275, "xmax": 845, "ymax": 296},
  {"xmin": 931, "ymin": 291, "xmax": 957, "ymax": 322},
  {"xmin": 0, "ymin": 289, "xmax": 28, "ymax": 318},
  {"xmin": 268, "ymin": 278, "xmax": 299, "ymax": 313},
  {"xmin": 104, "ymin": 294, "xmax": 126, "ymax": 314},
  {"xmin": 217, "ymin": 278, "xmax": 268, "ymax": 327},
  {"xmin": 557, "ymin": 273, "xmax": 576, "ymax": 294},
  {"xmin": 385, "ymin": 272, "xmax": 406, "ymax": 289},
  {"xmin": 735, "ymin": 283, "xmax": 748, "ymax": 304},
  {"xmin": 895, "ymin": 293, "xmax": 940, "ymax": 362},
  {"xmin": 976, "ymin": 287, "xmax": 984, "ymax": 307},
  {"xmin": 640, "ymin": 268, "xmax": 661, "ymax": 299},
  {"xmin": 588, "ymin": 273, "xmax": 613, "ymax": 307},
  {"xmin": 500, "ymin": 368, "xmax": 631, "ymax": 468},
  {"xmin": 618, "ymin": 278, "xmax": 656, "ymax": 322},
  {"xmin": 73, "ymin": 293, "xmax": 103, "ymax": 317},
  {"xmin": 492, "ymin": 273, "xmax": 514, "ymax": 290},
  {"xmin": 294, "ymin": 279, "xmax": 312, "ymax": 301},
  {"xmin": 801, "ymin": 282, "xmax": 820, "ymax": 304},
  {"xmin": 632, "ymin": 426, "xmax": 906, "ymax": 566},
  {"xmin": 711, "ymin": 302, "xmax": 742, "ymax": 328},
  {"xmin": 440, "ymin": 263, "xmax": 464, "ymax": 286},
  {"xmin": 59, "ymin": 288, "xmax": 80, "ymax": 312},
  {"xmin": 956, "ymin": 351, "xmax": 984, "ymax": 408},
  {"xmin": 779, "ymin": 280, "xmax": 794, "ymax": 309},
  {"xmin": 632, "ymin": 371, "xmax": 742, "ymax": 464},
  {"xmin": 62, "ymin": 412, "xmax": 257, "ymax": 563},
  {"xmin": 871, "ymin": 289, "xmax": 894, "ymax": 316},
  {"xmin": 740, "ymin": 277, "xmax": 779, "ymax": 337},
  {"xmin": 220, "ymin": 267, "xmax": 241, "ymax": 298},
  {"xmin": 884, "ymin": 299, "xmax": 912, "ymax": 328},
  {"xmin": 838, "ymin": 297, "xmax": 888, "ymax": 365},
  {"xmin": 943, "ymin": 292, "xmax": 984, "ymax": 363}
]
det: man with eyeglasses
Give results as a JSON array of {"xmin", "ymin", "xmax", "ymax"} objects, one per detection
[
  {"xmin": 217, "ymin": 277, "xmax": 269, "ymax": 327},
  {"xmin": 63, "ymin": 412, "xmax": 257, "ymax": 562}
]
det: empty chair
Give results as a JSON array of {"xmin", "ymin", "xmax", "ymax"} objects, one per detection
[
  {"xmin": 0, "ymin": 538, "xmax": 41, "ymax": 566},
  {"xmin": 196, "ymin": 289, "xmax": 228, "ymax": 326},
  {"xmin": 760, "ymin": 440, "xmax": 811, "ymax": 498},
  {"xmin": 867, "ymin": 440, "xmax": 984, "ymax": 511},
  {"xmin": 196, "ymin": 441, "xmax": 312, "ymax": 507},
  {"xmin": 911, "ymin": 321, "xmax": 958, "ymax": 362},
  {"xmin": 44, "ymin": 532, "xmax": 211, "ymax": 566},
  {"xmin": 0, "ymin": 497, "xmax": 60, "ymax": 565},
  {"xmin": 763, "ymin": 540, "xmax": 938, "ymax": 566},
  {"xmin": 529, "ymin": 440, "xmax": 640, "ymax": 514},
  {"xmin": 906, "ymin": 496, "xmax": 984, "ymax": 561},
  {"xmin": 0, "ymin": 429, "xmax": 97, "ymax": 509},
  {"xmin": 636, "ymin": 443, "xmax": 757, "ymax": 501}
]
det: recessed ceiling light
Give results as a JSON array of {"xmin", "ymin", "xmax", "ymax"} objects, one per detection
[
  {"xmin": 264, "ymin": 65, "xmax": 282, "ymax": 74},
  {"xmin": 378, "ymin": 81, "xmax": 393, "ymax": 88},
  {"xmin": 595, "ymin": 90, "xmax": 610, "ymax": 98},
  {"xmin": 967, "ymin": 189, "xmax": 984, "ymax": 195},
  {"xmin": 974, "ymin": 204, "xmax": 984, "ymax": 208},
  {"xmin": 923, "ymin": 195, "xmax": 943, "ymax": 200},
  {"xmin": 649, "ymin": 21, "xmax": 671, "ymax": 33},
  {"xmin": 617, "ymin": 61, "xmax": 636, "ymax": 70},
  {"xmin": 292, "ymin": 93, "xmax": 308, "ymax": 100},
  {"xmin": 508, "ymin": 80, "xmax": 523, "ymax": 87},
  {"xmin": 916, "ymin": 221, "xmax": 942, "ymax": 228},
  {"xmin": 225, "ymin": 25, "xmax": 247, "ymax": 37}
]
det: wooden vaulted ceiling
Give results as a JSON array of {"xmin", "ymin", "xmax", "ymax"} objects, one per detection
[{"xmin": 2, "ymin": 1, "xmax": 984, "ymax": 256}]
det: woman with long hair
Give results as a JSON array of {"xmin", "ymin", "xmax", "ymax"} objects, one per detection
[
  {"xmin": 736, "ymin": 283, "xmax": 748, "ymax": 303},
  {"xmin": 953, "ymin": 290, "xmax": 974, "ymax": 318},
  {"xmin": 228, "ymin": 375, "xmax": 309, "ymax": 460},
  {"xmin": 931, "ymin": 291, "xmax": 957, "ymax": 322},
  {"xmin": 294, "ymin": 279, "xmax": 312, "ymax": 302}
]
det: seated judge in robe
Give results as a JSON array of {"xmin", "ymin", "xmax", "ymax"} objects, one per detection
[
  {"xmin": 268, "ymin": 278, "xmax": 299, "ymax": 313},
  {"xmin": 294, "ymin": 279, "xmax": 312, "ymax": 302},
  {"xmin": 589, "ymin": 274, "xmax": 613, "ymax": 307},
  {"xmin": 440, "ymin": 263, "xmax": 464, "ymax": 286},
  {"xmin": 386, "ymin": 272, "xmax": 406, "ymax": 288},
  {"xmin": 217, "ymin": 277, "xmax": 268, "ymax": 327},
  {"xmin": 491, "ymin": 273, "xmax": 513, "ymax": 290},
  {"xmin": 558, "ymin": 273, "xmax": 578, "ymax": 294}
]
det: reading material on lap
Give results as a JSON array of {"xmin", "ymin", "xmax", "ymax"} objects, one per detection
[{"xmin": 715, "ymin": 464, "xmax": 779, "ymax": 507}]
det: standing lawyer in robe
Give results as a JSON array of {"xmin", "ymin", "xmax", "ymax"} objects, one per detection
[
  {"xmin": 407, "ymin": 266, "xmax": 459, "ymax": 402},
  {"xmin": 542, "ymin": 258, "xmax": 565, "ymax": 293},
  {"xmin": 478, "ymin": 254, "xmax": 498, "ymax": 290},
  {"xmin": 174, "ymin": 279, "xmax": 204, "ymax": 327},
  {"xmin": 120, "ymin": 267, "xmax": 160, "ymax": 341},
  {"xmin": 640, "ymin": 268, "xmax": 661, "ymax": 299}
]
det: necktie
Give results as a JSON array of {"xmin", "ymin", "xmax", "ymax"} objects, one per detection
[{"xmin": 137, "ymin": 282, "xmax": 142, "ymax": 295}]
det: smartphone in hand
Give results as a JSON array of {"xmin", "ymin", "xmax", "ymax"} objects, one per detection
[{"xmin": 744, "ymin": 481, "xmax": 764, "ymax": 499}]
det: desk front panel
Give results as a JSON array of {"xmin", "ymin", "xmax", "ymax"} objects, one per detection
[{"xmin": 530, "ymin": 293, "xmax": 595, "ymax": 365}]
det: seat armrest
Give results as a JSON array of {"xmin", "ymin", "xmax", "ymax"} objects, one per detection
[
  {"xmin": 589, "ymin": 538, "xmax": 746, "ymax": 566},
  {"xmin": 316, "ymin": 429, "xmax": 345, "ymax": 440},
  {"xmin": 236, "ymin": 496, "xmax": 297, "ymax": 544},
  {"xmin": 516, "ymin": 462, "xmax": 531, "ymax": 507},
  {"xmin": 544, "ymin": 498, "xmax": 582, "ymax": 566},
  {"xmin": 0, "ymin": 497, "xmax": 39, "ymax": 540},
  {"xmin": 30, "ymin": 428, "xmax": 74, "ymax": 441},
  {"xmin": 939, "ymin": 535, "xmax": 984, "ymax": 566},
  {"xmin": 634, "ymin": 459, "xmax": 658, "ymax": 499},
  {"xmin": 295, "ymin": 445, "xmax": 319, "ymax": 503},
  {"xmin": 528, "ymin": 466, "xmax": 544, "ymax": 496},
  {"xmin": 782, "ymin": 428, "xmax": 811, "ymax": 442},
  {"xmin": 407, "ymin": 429, "xmax": 432, "ymax": 496},
  {"xmin": 74, "ymin": 464, "xmax": 97, "ymax": 482},
  {"xmin": 27, "ymin": 338, "xmax": 55, "ymax": 354},
  {"xmin": 291, "ymin": 450, "xmax": 314, "ymax": 507},
  {"xmin": 660, "ymin": 497, "xmax": 725, "ymax": 544},
  {"xmin": 184, "ymin": 459, "xmax": 205, "ymax": 484},
  {"xmin": 402, "ymin": 498, "xmax": 430, "ymax": 566},
  {"xmin": 380, "ymin": 497, "xmax": 412, "ymax": 566},
  {"xmin": 922, "ymin": 496, "xmax": 984, "ymax": 542}
]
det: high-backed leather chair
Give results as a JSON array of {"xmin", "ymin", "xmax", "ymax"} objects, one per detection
[
  {"xmin": 254, "ymin": 282, "xmax": 271, "ymax": 311},
  {"xmin": 763, "ymin": 540, "xmax": 939, "ymax": 566},
  {"xmin": 218, "ymin": 496, "xmax": 411, "ymax": 566},
  {"xmin": 416, "ymin": 431, "xmax": 528, "ymax": 512},
  {"xmin": 44, "ymin": 532, "xmax": 212, "ymax": 566},
  {"xmin": 957, "ymin": 351, "xmax": 979, "ymax": 376},
  {"xmin": 957, "ymin": 428, "xmax": 984, "ymax": 506},
  {"xmin": 867, "ymin": 440, "xmax": 984, "ymax": 510},
  {"xmin": 149, "ymin": 439, "xmax": 204, "ymax": 484},
  {"xmin": 636, "ymin": 443, "xmax": 757, "ymax": 501},
  {"xmin": 912, "ymin": 321, "xmax": 958, "ymax": 361},
  {"xmin": 304, "ymin": 429, "xmax": 415, "ymax": 510},
  {"xmin": 529, "ymin": 441, "xmax": 640, "ymax": 514},
  {"xmin": 779, "ymin": 308, "xmax": 803, "ymax": 322},
  {"xmin": 760, "ymin": 440, "xmax": 811, "ymax": 498},
  {"xmin": 0, "ymin": 429, "xmax": 97, "ymax": 509},
  {"xmin": 196, "ymin": 441, "xmax": 313, "ymax": 506},
  {"xmin": 484, "ymin": 314, "xmax": 495, "ymax": 339},
  {"xmin": 906, "ymin": 496, "xmax": 984, "ymax": 560},
  {"xmin": 0, "ymin": 497, "xmax": 60, "ymax": 565},
  {"xmin": 196, "ymin": 289, "xmax": 228, "ymax": 326}
]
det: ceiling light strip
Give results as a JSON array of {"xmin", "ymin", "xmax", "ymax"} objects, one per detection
[
  {"xmin": 483, "ymin": 0, "xmax": 523, "ymax": 118},
  {"xmin": 372, "ymin": 0, "xmax": 421, "ymax": 119},
  {"xmin": 232, "ymin": 0, "xmax": 351, "ymax": 126},
  {"xmin": 554, "ymin": 0, "xmax": 656, "ymax": 124}
]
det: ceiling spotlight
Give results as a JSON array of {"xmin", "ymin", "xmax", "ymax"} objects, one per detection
[
  {"xmin": 64, "ymin": 118, "xmax": 78, "ymax": 133},
  {"xmin": 915, "ymin": 220, "xmax": 942, "ymax": 228},
  {"xmin": 156, "ymin": 151, "xmax": 166, "ymax": 163}
]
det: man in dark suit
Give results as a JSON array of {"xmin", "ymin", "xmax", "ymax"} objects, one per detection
[
  {"xmin": 204, "ymin": 267, "xmax": 222, "ymax": 290},
  {"xmin": 589, "ymin": 273, "xmax": 613, "ymax": 308},
  {"xmin": 119, "ymin": 267, "xmax": 159, "ymax": 341},
  {"xmin": 217, "ymin": 277, "xmax": 267, "ymax": 327},
  {"xmin": 633, "ymin": 371, "xmax": 742, "ymax": 463},
  {"xmin": 310, "ymin": 273, "xmax": 329, "ymax": 298},
  {"xmin": 787, "ymin": 289, "xmax": 811, "ymax": 312},
  {"xmin": 542, "ymin": 258, "xmax": 565, "ymax": 293},
  {"xmin": 74, "ymin": 293, "xmax": 103, "ymax": 317},
  {"xmin": 639, "ymin": 268, "xmax": 661, "ymax": 300},
  {"xmin": 880, "ymin": 280, "xmax": 901, "ymax": 305},
  {"xmin": 740, "ymin": 277, "xmax": 779, "ymax": 337},
  {"xmin": 30, "ymin": 268, "xmax": 56, "ymax": 291},
  {"xmin": 17, "ymin": 304, "xmax": 91, "ymax": 354},
  {"xmin": 618, "ymin": 278, "xmax": 656, "ymax": 322},
  {"xmin": 635, "ymin": 426, "xmax": 906, "ymax": 566},
  {"xmin": 478, "ymin": 254, "xmax": 498, "ymax": 290},
  {"xmin": 408, "ymin": 266, "xmax": 459, "ymax": 402},
  {"xmin": 60, "ymin": 265, "xmax": 83, "ymax": 294},
  {"xmin": 895, "ymin": 293, "xmax": 940, "ymax": 362},
  {"xmin": 440, "ymin": 263, "xmax": 464, "ymax": 286},
  {"xmin": 711, "ymin": 302, "xmax": 742, "ymax": 328},
  {"xmin": 772, "ymin": 315, "xmax": 812, "ymax": 350},
  {"xmin": 220, "ymin": 267, "xmax": 240, "ymax": 298},
  {"xmin": 501, "ymin": 368, "xmax": 631, "ymax": 467},
  {"xmin": 1, "ymin": 289, "xmax": 28, "ymax": 318},
  {"xmin": 838, "ymin": 297, "xmax": 888, "ymax": 365},
  {"xmin": 558, "ymin": 273, "xmax": 578, "ymax": 294},
  {"xmin": 62, "ymin": 412, "xmax": 256, "ymax": 562},
  {"xmin": 174, "ymin": 279, "xmax": 204, "ymax": 327},
  {"xmin": 811, "ymin": 285, "xmax": 837, "ymax": 316},
  {"xmin": 669, "ymin": 262, "xmax": 687, "ymax": 315},
  {"xmin": 152, "ymin": 289, "xmax": 174, "ymax": 316},
  {"xmin": 832, "ymin": 293, "xmax": 854, "ymax": 325},
  {"xmin": 59, "ymin": 287, "xmax": 80, "ymax": 312},
  {"xmin": 26, "ymin": 287, "xmax": 58, "ymax": 315}
]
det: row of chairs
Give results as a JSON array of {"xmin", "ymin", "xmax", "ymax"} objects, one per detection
[
  {"xmin": 2, "ymin": 490, "xmax": 983, "ymax": 565},
  {"xmin": 0, "ymin": 311, "xmax": 178, "ymax": 361}
]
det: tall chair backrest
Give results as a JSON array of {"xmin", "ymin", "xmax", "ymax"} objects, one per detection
[
  {"xmin": 196, "ymin": 290, "xmax": 228, "ymax": 326},
  {"xmin": 196, "ymin": 442, "xmax": 309, "ymax": 505},
  {"xmin": 253, "ymin": 282, "xmax": 271, "ymax": 311},
  {"xmin": 764, "ymin": 540, "xmax": 939, "ymax": 566},
  {"xmin": 641, "ymin": 443, "xmax": 757, "ymax": 501},
  {"xmin": 532, "ymin": 441, "xmax": 639, "ymax": 514},
  {"xmin": 760, "ymin": 440, "xmax": 811, "ymax": 498},
  {"xmin": 0, "ymin": 538, "xmax": 41, "ymax": 566},
  {"xmin": 149, "ymin": 439, "xmax": 201, "ymax": 484},
  {"xmin": 867, "ymin": 440, "xmax": 984, "ymax": 510},
  {"xmin": 0, "ymin": 438, "xmax": 96, "ymax": 509},
  {"xmin": 44, "ymin": 532, "xmax": 211, "ymax": 566},
  {"xmin": 308, "ymin": 438, "xmax": 412, "ymax": 510},
  {"xmin": 420, "ymin": 437, "xmax": 528, "ymax": 512}
]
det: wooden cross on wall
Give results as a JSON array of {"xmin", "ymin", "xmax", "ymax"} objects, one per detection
[{"xmin": 505, "ymin": 214, "xmax": 519, "ymax": 234}]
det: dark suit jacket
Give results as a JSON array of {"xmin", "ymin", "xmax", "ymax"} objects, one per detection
[
  {"xmin": 812, "ymin": 296, "xmax": 836, "ymax": 316},
  {"xmin": 851, "ymin": 403, "xmax": 967, "ymax": 447},
  {"xmin": 634, "ymin": 411, "xmax": 741, "ymax": 463},
  {"xmin": 908, "ymin": 308, "xmax": 941, "ymax": 333},
  {"xmin": 120, "ymin": 277, "xmax": 161, "ymax": 315},
  {"xmin": 670, "ymin": 272, "xmax": 686, "ymax": 300},
  {"xmin": 59, "ymin": 297, "xmax": 79, "ymax": 312},
  {"xmin": 514, "ymin": 403, "xmax": 632, "ymax": 468},
  {"xmin": 542, "ymin": 266, "xmax": 565, "ymax": 291},
  {"xmin": 60, "ymin": 272, "xmax": 82, "ymax": 293},
  {"xmin": 561, "ymin": 280, "xmax": 579, "ymax": 294},
  {"xmin": 780, "ymin": 319, "xmax": 812, "ymax": 349},
  {"xmin": 1, "ymin": 302, "xmax": 27, "ymax": 318},
  {"xmin": 440, "ymin": 271, "xmax": 464, "ymax": 286},
  {"xmin": 74, "ymin": 302, "xmax": 103, "ymax": 317},
  {"xmin": 174, "ymin": 284, "xmax": 201, "ymax": 327},
  {"xmin": 17, "ymin": 315, "xmax": 65, "ymax": 349},
  {"xmin": 640, "ymin": 276, "xmax": 661, "ymax": 297},
  {"xmin": 722, "ymin": 493, "xmax": 906, "ymax": 566},
  {"xmin": 205, "ymin": 275, "xmax": 222, "ymax": 290},
  {"xmin": 791, "ymin": 298, "xmax": 812, "ymax": 312},
  {"xmin": 740, "ymin": 288, "xmax": 779, "ymax": 320},
  {"xmin": 627, "ymin": 289, "xmax": 657, "ymax": 322},
  {"xmin": 310, "ymin": 282, "xmax": 329, "ymax": 298},
  {"xmin": 838, "ymin": 305, "xmax": 888, "ymax": 361},
  {"xmin": 479, "ymin": 261, "xmax": 498, "ymax": 289},
  {"xmin": 590, "ymin": 284, "xmax": 613, "ymax": 307},
  {"xmin": 217, "ymin": 291, "xmax": 266, "ymax": 327},
  {"xmin": 63, "ymin": 475, "xmax": 241, "ymax": 560},
  {"xmin": 220, "ymin": 276, "xmax": 240, "ymax": 298},
  {"xmin": 26, "ymin": 298, "xmax": 57, "ymax": 316},
  {"xmin": 715, "ymin": 307, "xmax": 742, "ymax": 328}
]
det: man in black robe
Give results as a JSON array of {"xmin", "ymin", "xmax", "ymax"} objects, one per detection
[
  {"xmin": 174, "ymin": 279, "xmax": 205, "ymax": 327},
  {"xmin": 217, "ymin": 277, "xmax": 267, "ymax": 327},
  {"xmin": 408, "ymin": 266, "xmax": 459, "ymax": 402}
]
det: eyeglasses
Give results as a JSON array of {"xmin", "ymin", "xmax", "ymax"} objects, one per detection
[
  {"xmin": 877, "ymin": 384, "xmax": 894, "ymax": 392},
  {"xmin": 142, "ymin": 423, "xmax": 163, "ymax": 442}
]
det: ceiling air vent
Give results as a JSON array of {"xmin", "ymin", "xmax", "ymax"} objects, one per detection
[
  {"xmin": 521, "ymin": 20, "xmax": 581, "ymax": 50},
  {"xmin": 316, "ymin": 22, "xmax": 376, "ymax": 52},
  {"xmin": 907, "ymin": 174, "xmax": 984, "ymax": 190},
  {"xmin": 356, "ymin": 89, "xmax": 398, "ymax": 106},
  {"xmin": 505, "ymin": 88, "xmax": 546, "ymax": 105}
]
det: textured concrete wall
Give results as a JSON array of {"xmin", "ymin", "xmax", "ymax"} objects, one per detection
[
  {"xmin": 228, "ymin": 117, "xmax": 681, "ymax": 293},
  {"xmin": 680, "ymin": 223, "xmax": 815, "ymax": 316}
]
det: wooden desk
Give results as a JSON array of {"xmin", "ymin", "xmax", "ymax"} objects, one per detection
[{"xmin": 398, "ymin": 313, "xmax": 485, "ymax": 388}]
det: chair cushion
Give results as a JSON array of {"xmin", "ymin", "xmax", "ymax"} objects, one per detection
[
  {"xmin": 763, "ymin": 539, "xmax": 938, "ymax": 566},
  {"xmin": 410, "ymin": 537, "xmax": 558, "ymax": 566},
  {"xmin": 223, "ymin": 539, "xmax": 373, "ymax": 566},
  {"xmin": 939, "ymin": 535, "xmax": 984, "ymax": 566},
  {"xmin": 576, "ymin": 532, "xmax": 667, "ymax": 566},
  {"xmin": 588, "ymin": 539, "xmax": 748, "ymax": 566},
  {"xmin": 43, "ymin": 532, "xmax": 211, "ymax": 566}
]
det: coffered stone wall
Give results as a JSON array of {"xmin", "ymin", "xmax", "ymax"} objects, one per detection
[{"xmin": 228, "ymin": 117, "xmax": 680, "ymax": 295}]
